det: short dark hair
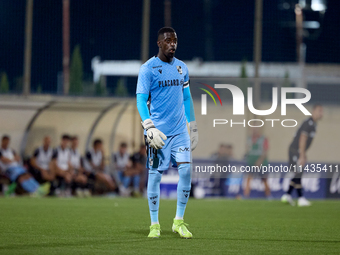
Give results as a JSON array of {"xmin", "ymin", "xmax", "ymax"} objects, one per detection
[
  {"xmin": 120, "ymin": 142, "xmax": 127, "ymax": 148},
  {"xmin": 313, "ymin": 103, "xmax": 322, "ymax": 110},
  {"xmin": 158, "ymin": 27, "xmax": 176, "ymax": 40},
  {"xmin": 93, "ymin": 139, "xmax": 102, "ymax": 147},
  {"xmin": 62, "ymin": 134, "xmax": 71, "ymax": 140},
  {"xmin": 2, "ymin": 135, "xmax": 10, "ymax": 141}
]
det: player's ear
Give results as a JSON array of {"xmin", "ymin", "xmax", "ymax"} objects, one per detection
[{"xmin": 157, "ymin": 40, "xmax": 161, "ymax": 48}]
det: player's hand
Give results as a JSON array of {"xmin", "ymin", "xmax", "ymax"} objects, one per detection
[
  {"xmin": 298, "ymin": 155, "xmax": 307, "ymax": 167},
  {"xmin": 142, "ymin": 119, "xmax": 167, "ymax": 149},
  {"xmin": 189, "ymin": 121, "xmax": 198, "ymax": 151}
]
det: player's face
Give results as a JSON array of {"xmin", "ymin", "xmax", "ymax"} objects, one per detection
[
  {"xmin": 313, "ymin": 106, "xmax": 323, "ymax": 120},
  {"xmin": 1, "ymin": 138, "xmax": 9, "ymax": 149},
  {"xmin": 43, "ymin": 136, "xmax": 51, "ymax": 147},
  {"xmin": 72, "ymin": 139, "xmax": 79, "ymax": 148},
  {"xmin": 226, "ymin": 146, "xmax": 233, "ymax": 156},
  {"xmin": 95, "ymin": 143, "xmax": 103, "ymax": 151},
  {"xmin": 120, "ymin": 146, "xmax": 127, "ymax": 154},
  {"xmin": 158, "ymin": 32, "xmax": 177, "ymax": 59},
  {"xmin": 61, "ymin": 138, "xmax": 70, "ymax": 148}
]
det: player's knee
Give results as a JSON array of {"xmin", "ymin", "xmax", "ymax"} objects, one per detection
[
  {"xmin": 18, "ymin": 173, "xmax": 31, "ymax": 182},
  {"xmin": 149, "ymin": 169, "xmax": 162, "ymax": 182},
  {"xmin": 147, "ymin": 169, "xmax": 162, "ymax": 191},
  {"xmin": 65, "ymin": 174, "xmax": 72, "ymax": 183},
  {"xmin": 178, "ymin": 163, "xmax": 191, "ymax": 180}
]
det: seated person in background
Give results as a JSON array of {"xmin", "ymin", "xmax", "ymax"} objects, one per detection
[
  {"xmin": 0, "ymin": 164, "xmax": 12, "ymax": 196},
  {"xmin": 127, "ymin": 144, "xmax": 147, "ymax": 196},
  {"xmin": 112, "ymin": 142, "xmax": 131, "ymax": 191},
  {"xmin": 29, "ymin": 135, "xmax": 55, "ymax": 184},
  {"xmin": 0, "ymin": 135, "xmax": 50, "ymax": 196},
  {"xmin": 83, "ymin": 139, "xmax": 116, "ymax": 194},
  {"xmin": 50, "ymin": 134, "xmax": 73, "ymax": 197},
  {"xmin": 69, "ymin": 136, "xmax": 88, "ymax": 197}
]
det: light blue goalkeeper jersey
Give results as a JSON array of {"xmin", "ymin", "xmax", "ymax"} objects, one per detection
[{"xmin": 136, "ymin": 56, "xmax": 190, "ymax": 136}]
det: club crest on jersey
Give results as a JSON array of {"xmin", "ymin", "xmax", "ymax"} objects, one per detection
[{"xmin": 176, "ymin": 65, "xmax": 182, "ymax": 74}]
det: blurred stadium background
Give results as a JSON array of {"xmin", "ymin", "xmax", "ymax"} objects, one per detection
[
  {"xmin": 1, "ymin": 1, "xmax": 340, "ymax": 254},
  {"xmin": 1, "ymin": 0, "xmax": 340, "ymax": 198}
]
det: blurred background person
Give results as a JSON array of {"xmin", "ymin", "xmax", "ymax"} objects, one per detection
[
  {"xmin": 211, "ymin": 143, "xmax": 230, "ymax": 165},
  {"xmin": 112, "ymin": 142, "xmax": 131, "ymax": 195},
  {"xmin": 83, "ymin": 139, "xmax": 116, "ymax": 195},
  {"xmin": 0, "ymin": 135, "xmax": 50, "ymax": 196},
  {"xmin": 244, "ymin": 127, "xmax": 271, "ymax": 199},
  {"xmin": 51, "ymin": 134, "xmax": 73, "ymax": 197},
  {"xmin": 210, "ymin": 143, "xmax": 232, "ymax": 196},
  {"xmin": 281, "ymin": 104, "xmax": 323, "ymax": 207},
  {"xmin": 225, "ymin": 144, "xmax": 234, "ymax": 160},
  {"xmin": 29, "ymin": 136, "xmax": 55, "ymax": 186},
  {"xmin": 69, "ymin": 136, "xmax": 88, "ymax": 197},
  {"xmin": 127, "ymin": 144, "xmax": 147, "ymax": 197}
]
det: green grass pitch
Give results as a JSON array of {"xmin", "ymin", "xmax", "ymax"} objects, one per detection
[{"xmin": 0, "ymin": 198, "xmax": 339, "ymax": 254}]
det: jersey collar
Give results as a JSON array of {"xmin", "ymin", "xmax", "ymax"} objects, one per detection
[{"xmin": 155, "ymin": 56, "xmax": 176, "ymax": 65}]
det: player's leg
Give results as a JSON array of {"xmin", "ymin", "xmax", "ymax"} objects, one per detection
[
  {"xmin": 286, "ymin": 153, "xmax": 311, "ymax": 207},
  {"xmin": 17, "ymin": 172, "xmax": 39, "ymax": 193},
  {"xmin": 28, "ymin": 165, "xmax": 44, "ymax": 184},
  {"xmin": 172, "ymin": 132, "xmax": 193, "ymax": 239},
  {"xmin": 55, "ymin": 169, "xmax": 72, "ymax": 197},
  {"xmin": 132, "ymin": 173, "xmax": 141, "ymax": 196},
  {"xmin": 74, "ymin": 173, "xmax": 87, "ymax": 197},
  {"xmin": 122, "ymin": 174, "xmax": 131, "ymax": 190},
  {"xmin": 295, "ymin": 174, "xmax": 311, "ymax": 206},
  {"xmin": 244, "ymin": 175, "xmax": 252, "ymax": 197},
  {"xmin": 147, "ymin": 168, "xmax": 163, "ymax": 237},
  {"xmin": 282, "ymin": 185, "xmax": 296, "ymax": 205},
  {"xmin": 8, "ymin": 167, "xmax": 50, "ymax": 196},
  {"xmin": 262, "ymin": 177, "xmax": 272, "ymax": 199},
  {"xmin": 41, "ymin": 169, "xmax": 55, "ymax": 182},
  {"xmin": 96, "ymin": 172, "xmax": 116, "ymax": 191},
  {"xmin": 146, "ymin": 136, "xmax": 170, "ymax": 238},
  {"xmin": 281, "ymin": 151, "xmax": 297, "ymax": 206},
  {"xmin": 84, "ymin": 172, "xmax": 95, "ymax": 196},
  {"xmin": 64, "ymin": 171, "xmax": 73, "ymax": 196},
  {"xmin": 175, "ymin": 162, "xmax": 191, "ymax": 219}
]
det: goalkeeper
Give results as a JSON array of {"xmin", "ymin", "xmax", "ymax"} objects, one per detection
[{"xmin": 136, "ymin": 27, "xmax": 198, "ymax": 239}]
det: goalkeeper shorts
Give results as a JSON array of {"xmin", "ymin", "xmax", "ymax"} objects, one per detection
[{"xmin": 145, "ymin": 131, "xmax": 191, "ymax": 171}]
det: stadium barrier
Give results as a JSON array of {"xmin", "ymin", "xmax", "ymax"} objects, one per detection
[{"xmin": 159, "ymin": 160, "xmax": 340, "ymax": 199}]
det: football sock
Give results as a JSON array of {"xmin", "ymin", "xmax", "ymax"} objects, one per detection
[
  {"xmin": 176, "ymin": 163, "xmax": 191, "ymax": 219},
  {"xmin": 133, "ymin": 175, "xmax": 141, "ymax": 191},
  {"xmin": 294, "ymin": 178, "xmax": 303, "ymax": 197},
  {"xmin": 287, "ymin": 180, "xmax": 295, "ymax": 195},
  {"xmin": 147, "ymin": 169, "xmax": 162, "ymax": 224},
  {"xmin": 21, "ymin": 177, "xmax": 39, "ymax": 193}
]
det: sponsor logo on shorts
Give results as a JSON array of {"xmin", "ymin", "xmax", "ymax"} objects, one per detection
[{"xmin": 179, "ymin": 147, "xmax": 189, "ymax": 152}]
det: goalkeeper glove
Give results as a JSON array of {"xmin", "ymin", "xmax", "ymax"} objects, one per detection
[
  {"xmin": 189, "ymin": 121, "xmax": 198, "ymax": 151},
  {"xmin": 142, "ymin": 119, "xmax": 167, "ymax": 149}
]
